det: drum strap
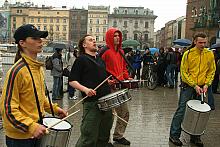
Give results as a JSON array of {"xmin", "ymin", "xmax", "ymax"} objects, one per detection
[
  {"xmin": 22, "ymin": 58, "xmax": 43, "ymax": 124},
  {"xmin": 84, "ymin": 54, "xmax": 124, "ymax": 85}
]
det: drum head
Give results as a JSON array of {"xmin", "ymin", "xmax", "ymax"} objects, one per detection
[
  {"xmin": 123, "ymin": 80, "xmax": 138, "ymax": 83},
  {"xmin": 43, "ymin": 117, "xmax": 72, "ymax": 130},
  {"xmin": 99, "ymin": 89, "xmax": 128, "ymax": 100},
  {"xmin": 187, "ymin": 100, "xmax": 211, "ymax": 112}
]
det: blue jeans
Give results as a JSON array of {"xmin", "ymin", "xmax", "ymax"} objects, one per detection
[
  {"xmin": 6, "ymin": 136, "xmax": 40, "ymax": 147},
  {"xmin": 169, "ymin": 85, "xmax": 212, "ymax": 138},
  {"xmin": 52, "ymin": 76, "xmax": 62, "ymax": 99},
  {"xmin": 166, "ymin": 64, "xmax": 176, "ymax": 86}
]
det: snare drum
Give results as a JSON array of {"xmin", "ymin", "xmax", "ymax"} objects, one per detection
[
  {"xmin": 114, "ymin": 80, "xmax": 139, "ymax": 89},
  {"xmin": 97, "ymin": 89, "xmax": 131, "ymax": 111},
  {"xmin": 40, "ymin": 117, "xmax": 72, "ymax": 147}
]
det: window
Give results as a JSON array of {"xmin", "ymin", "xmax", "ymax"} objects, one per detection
[
  {"xmin": 103, "ymin": 20, "xmax": 107, "ymax": 24},
  {"xmin": 13, "ymin": 24, "xmax": 16, "ymax": 29},
  {"xmin": 90, "ymin": 19, "xmax": 93, "ymax": 24},
  {"xmin": 145, "ymin": 22, "xmax": 149, "ymax": 28},
  {"xmin": 124, "ymin": 21, "xmax": 127, "ymax": 27},
  {"xmin": 63, "ymin": 26, "xmax": 67, "ymax": 31},
  {"xmin": 113, "ymin": 20, "xmax": 117, "ymax": 27},
  {"xmin": 31, "ymin": 18, "xmax": 34, "ymax": 23},
  {"xmin": 96, "ymin": 36, "xmax": 99, "ymax": 42},
  {"xmin": 19, "ymin": 10, "xmax": 22, "ymax": 13},
  {"xmin": 134, "ymin": 21, "xmax": 138, "ymax": 28},
  {"xmin": 90, "ymin": 27, "xmax": 92, "ymax": 32},
  {"xmin": 125, "ymin": 10, "xmax": 128, "ymax": 14},
  {"xmin": 50, "ymin": 18, "xmax": 53, "ymax": 23},
  {"xmin": 44, "ymin": 25, "xmax": 47, "ymax": 31},
  {"xmin": 96, "ymin": 28, "xmax": 99, "ymax": 33},
  {"xmin": 17, "ymin": 10, "xmax": 19, "ymax": 13},
  {"xmin": 56, "ymin": 18, "xmax": 59, "ymax": 23},
  {"xmin": 63, "ymin": 19, "xmax": 67, "ymax": 23},
  {"xmin": 37, "ymin": 26, "xmax": 41, "ymax": 30},
  {"xmin": 97, "ymin": 19, "xmax": 99, "ymax": 24},
  {"xmin": 144, "ymin": 34, "xmax": 148, "ymax": 41},
  {"xmin": 44, "ymin": 18, "xmax": 47, "ymax": 23},
  {"xmin": 135, "ymin": 10, "xmax": 138, "ymax": 15},
  {"xmin": 57, "ymin": 12, "xmax": 59, "ymax": 15},
  {"xmin": 38, "ymin": 11, "xmax": 40, "ymax": 14},
  {"xmin": 123, "ymin": 33, "xmax": 127, "ymax": 40},
  {"xmin": 13, "ymin": 17, "xmax": 16, "ymax": 22},
  {"xmin": 134, "ymin": 34, "xmax": 138, "ymax": 40},
  {"xmin": 103, "ymin": 28, "xmax": 106, "ymax": 33},
  {"xmin": 56, "ymin": 25, "xmax": 59, "ymax": 31},
  {"xmin": 50, "ymin": 25, "xmax": 53, "ymax": 30},
  {"xmin": 23, "ymin": 17, "xmax": 26, "ymax": 23},
  {"xmin": 38, "ymin": 18, "xmax": 40, "ymax": 23}
]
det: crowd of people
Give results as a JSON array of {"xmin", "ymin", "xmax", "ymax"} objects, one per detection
[{"xmin": 0, "ymin": 23, "xmax": 219, "ymax": 147}]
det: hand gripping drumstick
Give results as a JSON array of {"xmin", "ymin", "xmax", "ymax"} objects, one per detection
[
  {"xmin": 45, "ymin": 109, "xmax": 80, "ymax": 134},
  {"xmin": 67, "ymin": 71, "xmax": 126, "ymax": 112},
  {"xmin": 67, "ymin": 75, "xmax": 112, "ymax": 112}
]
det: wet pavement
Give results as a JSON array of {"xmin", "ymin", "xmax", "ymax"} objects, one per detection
[{"xmin": 0, "ymin": 64, "xmax": 220, "ymax": 147}]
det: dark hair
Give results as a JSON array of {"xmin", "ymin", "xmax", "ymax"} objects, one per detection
[
  {"xmin": 188, "ymin": 32, "xmax": 207, "ymax": 50},
  {"xmin": 14, "ymin": 44, "xmax": 23, "ymax": 63},
  {"xmin": 78, "ymin": 34, "xmax": 91, "ymax": 55}
]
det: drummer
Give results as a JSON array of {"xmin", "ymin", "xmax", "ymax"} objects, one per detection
[
  {"xmin": 0, "ymin": 24, "xmax": 67, "ymax": 147},
  {"xmin": 101, "ymin": 28, "xmax": 132, "ymax": 146},
  {"xmin": 69, "ymin": 35, "xmax": 113, "ymax": 147},
  {"xmin": 169, "ymin": 32, "xmax": 216, "ymax": 147}
]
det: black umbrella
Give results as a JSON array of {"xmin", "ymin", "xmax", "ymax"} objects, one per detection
[
  {"xmin": 211, "ymin": 43, "xmax": 220, "ymax": 49},
  {"xmin": 173, "ymin": 39, "xmax": 192, "ymax": 46}
]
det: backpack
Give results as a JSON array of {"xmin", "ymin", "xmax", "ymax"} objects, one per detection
[{"xmin": 45, "ymin": 56, "xmax": 53, "ymax": 70}]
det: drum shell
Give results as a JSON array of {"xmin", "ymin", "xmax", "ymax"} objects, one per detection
[
  {"xmin": 181, "ymin": 100, "xmax": 211, "ymax": 135},
  {"xmin": 40, "ymin": 117, "xmax": 72, "ymax": 147}
]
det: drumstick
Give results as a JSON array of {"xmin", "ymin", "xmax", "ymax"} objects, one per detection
[
  {"xmin": 46, "ymin": 109, "xmax": 80, "ymax": 134},
  {"xmin": 67, "ymin": 75, "xmax": 112, "ymax": 112},
  {"xmin": 112, "ymin": 112, "xmax": 129, "ymax": 124}
]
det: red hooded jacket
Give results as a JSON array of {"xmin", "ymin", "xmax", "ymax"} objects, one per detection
[{"xmin": 102, "ymin": 28, "xmax": 129, "ymax": 80}]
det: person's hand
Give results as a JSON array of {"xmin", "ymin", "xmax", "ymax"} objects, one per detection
[
  {"xmin": 57, "ymin": 107, "xmax": 68, "ymax": 118},
  {"xmin": 84, "ymin": 88, "xmax": 96, "ymax": 97},
  {"xmin": 128, "ymin": 77, "xmax": 133, "ymax": 80},
  {"xmin": 203, "ymin": 85, "xmax": 208, "ymax": 93},
  {"xmin": 194, "ymin": 85, "xmax": 203, "ymax": 95},
  {"xmin": 32, "ymin": 125, "xmax": 46, "ymax": 139}
]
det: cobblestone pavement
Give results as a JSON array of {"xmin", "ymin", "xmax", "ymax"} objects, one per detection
[{"xmin": 0, "ymin": 66, "xmax": 220, "ymax": 147}]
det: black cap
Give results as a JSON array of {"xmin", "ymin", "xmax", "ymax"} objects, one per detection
[{"xmin": 14, "ymin": 24, "xmax": 48, "ymax": 44}]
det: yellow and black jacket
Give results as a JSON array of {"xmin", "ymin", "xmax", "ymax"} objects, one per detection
[
  {"xmin": 181, "ymin": 47, "xmax": 216, "ymax": 87},
  {"xmin": 0, "ymin": 53, "xmax": 59, "ymax": 139}
]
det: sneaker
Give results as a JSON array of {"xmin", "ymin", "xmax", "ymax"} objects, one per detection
[
  {"xmin": 169, "ymin": 136, "xmax": 182, "ymax": 146},
  {"xmin": 69, "ymin": 95, "xmax": 77, "ymax": 100},
  {"xmin": 190, "ymin": 136, "xmax": 203, "ymax": 147},
  {"xmin": 106, "ymin": 143, "xmax": 114, "ymax": 147},
  {"xmin": 113, "ymin": 137, "xmax": 130, "ymax": 145}
]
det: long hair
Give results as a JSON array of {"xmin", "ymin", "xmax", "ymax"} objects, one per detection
[
  {"xmin": 78, "ymin": 34, "xmax": 91, "ymax": 55},
  {"xmin": 188, "ymin": 32, "xmax": 207, "ymax": 50},
  {"xmin": 14, "ymin": 44, "xmax": 23, "ymax": 63}
]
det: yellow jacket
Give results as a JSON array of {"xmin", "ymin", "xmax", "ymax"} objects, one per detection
[
  {"xmin": 181, "ymin": 47, "xmax": 216, "ymax": 87},
  {"xmin": 0, "ymin": 53, "xmax": 60, "ymax": 139}
]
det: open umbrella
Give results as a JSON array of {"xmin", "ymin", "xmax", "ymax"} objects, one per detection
[
  {"xmin": 47, "ymin": 42, "xmax": 70, "ymax": 49},
  {"xmin": 122, "ymin": 39, "xmax": 140, "ymax": 47},
  {"xmin": 173, "ymin": 39, "xmax": 192, "ymax": 46},
  {"xmin": 149, "ymin": 48, "xmax": 159, "ymax": 55},
  {"xmin": 211, "ymin": 43, "xmax": 220, "ymax": 49}
]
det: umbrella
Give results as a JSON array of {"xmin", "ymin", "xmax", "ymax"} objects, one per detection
[
  {"xmin": 47, "ymin": 42, "xmax": 70, "ymax": 49},
  {"xmin": 149, "ymin": 48, "xmax": 159, "ymax": 55},
  {"xmin": 122, "ymin": 40, "xmax": 140, "ymax": 47},
  {"xmin": 173, "ymin": 39, "xmax": 192, "ymax": 46},
  {"xmin": 211, "ymin": 43, "xmax": 220, "ymax": 49},
  {"xmin": 123, "ymin": 47, "xmax": 133, "ymax": 54}
]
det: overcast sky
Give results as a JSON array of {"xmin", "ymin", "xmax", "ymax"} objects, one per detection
[{"xmin": 1, "ymin": 0, "xmax": 187, "ymax": 31}]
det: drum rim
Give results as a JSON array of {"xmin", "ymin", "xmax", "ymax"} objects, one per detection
[
  {"xmin": 181, "ymin": 124, "xmax": 205, "ymax": 136},
  {"xmin": 43, "ymin": 117, "xmax": 73, "ymax": 131},
  {"xmin": 98, "ymin": 88, "xmax": 128, "ymax": 100},
  {"xmin": 187, "ymin": 100, "xmax": 211, "ymax": 112}
]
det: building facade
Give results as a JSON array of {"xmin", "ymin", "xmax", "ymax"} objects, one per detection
[
  {"xmin": 87, "ymin": 5, "xmax": 109, "ymax": 45},
  {"xmin": 109, "ymin": 7, "xmax": 157, "ymax": 48},
  {"xmin": 10, "ymin": 4, "xmax": 70, "ymax": 43},
  {"xmin": 185, "ymin": 0, "xmax": 220, "ymax": 46},
  {"xmin": 69, "ymin": 9, "xmax": 88, "ymax": 45}
]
